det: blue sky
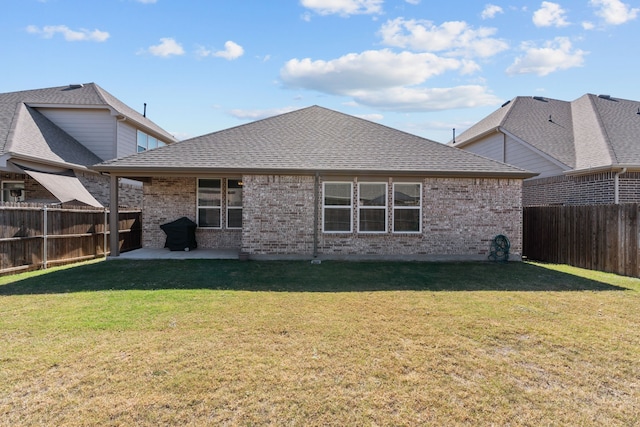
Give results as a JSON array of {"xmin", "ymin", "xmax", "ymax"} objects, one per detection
[{"xmin": 2, "ymin": 0, "xmax": 639, "ymax": 142}]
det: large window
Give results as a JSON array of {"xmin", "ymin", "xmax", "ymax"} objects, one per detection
[
  {"xmin": 197, "ymin": 179, "xmax": 221, "ymax": 228},
  {"xmin": 137, "ymin": 130, "xmax": 166, "ymax": 152},
  {"xmin": 323, "ymin": 182, "xmax": 352, "ymax": 232},
  {"xmin": 393, "ymin": 183, "xmax": 421, "ymax": 233},
  {"xmin": 226, "ymin": 179, "xmax": 243, "ymax": 229},
  {"xmin": 1, "ymin": 181, "xmax": 25, "ymax": 202},
  {"xmin": 358, "ymin": 182, "xmax": 387, "ymax": 233}
]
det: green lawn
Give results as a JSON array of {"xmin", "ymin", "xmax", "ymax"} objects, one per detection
[{"xmin": 1, "ymin": 260, "xmax": 639, "ymax": 426}]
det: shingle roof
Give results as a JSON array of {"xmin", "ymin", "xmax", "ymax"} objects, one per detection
[
  {"xmin": 452, "ymin": 94, "xmax": 640, "ymax": 171},
  {"xmin": 95, "ymin": 105, "xmax": 534, "ymax": 178},
  {"xmin": 0, "ymin": 83, "xmax": 176, "ymax": 143},
  {"xmin": 6, "ymin": 103, "xmax": 102, "ymax": 168}
]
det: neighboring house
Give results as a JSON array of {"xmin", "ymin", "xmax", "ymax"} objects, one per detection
[
  {"xmin": 95, "ymin": 106, "xmax": 535, "ymax": 260},
  {"xmin": 450, "ymin": 94, "xmax": 640, "ymax": 206},
  {"xmin": 0, "ymin": 83, "xmax": 177, "ymax": 207}
]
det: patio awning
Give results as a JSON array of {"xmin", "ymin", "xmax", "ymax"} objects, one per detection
[{"xmin": 21, "ymin": 168, "xmax": 103, "ymax": 207}]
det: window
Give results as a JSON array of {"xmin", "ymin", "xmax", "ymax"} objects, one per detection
[
  {"xmin": 137, "ymin": 130, "xmax": 166, "ymax": 152},
  {"xmin": 1, "ymin": 181, "xmax": 25, "ymax": 202},
  {"xmin": 197, "ymin": 179, "xmax": 221, "ymax": 228},
  {"xmin": 393, "ymin": 183, "xmax": 421, "ymax": 233},
  {"xmin": 323, "ymin": 182, "xmax": 352, "ymax": 232},
  {"xmin": 358, "ymin": 182, "xmax": 387, "ymax": 233},
  {"xmin": 226, "ymin": 179, "xmax": 243, "ymax": 229}
]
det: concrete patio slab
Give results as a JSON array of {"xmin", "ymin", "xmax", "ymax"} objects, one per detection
[{"xmin": 113, "ymin": 248, "xmax": 240, "ymax": 260}]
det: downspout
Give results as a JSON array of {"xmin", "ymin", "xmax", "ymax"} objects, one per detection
[
  {"xmin": 614, "ymin": 167, "xmax": 627, "ymax": 204},
  {"xmin": 313, "ymin": 172, "xmax": 319, "ymax": 258}
]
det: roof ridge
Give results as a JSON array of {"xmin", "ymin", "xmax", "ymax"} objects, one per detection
[{"xmin": 582, "ymin": 94, "xmax": 618, "ymax": 164}]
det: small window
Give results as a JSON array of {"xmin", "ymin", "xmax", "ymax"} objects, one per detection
[
  {"xmin": 1, "ymin": 181, "xmax": 25, "ymax": 202},
  {"xmin": 358, "ymin": 182, "xmax": 387, "ymax": 233},
  {"xmin": 197, "ymin": 179, "xmax": 221, "ymax": 228},
  {"xmin": 393, "ymin": 183, "xmax": 421, "ymax": 233},
  {"xmin": 323, "ymin": 182, "xmax": 352, "ymax": 233},
  {"xmin": 227, "ymin": 179, "xmax": 243, "ymax": 229},
  {"xmin": 137, "ymin": 130, "xmax": 147, "ymax": 153}
]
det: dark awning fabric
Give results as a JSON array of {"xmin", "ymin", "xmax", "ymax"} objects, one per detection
[{"xmin": 21, "ymin": 168, "xmax": 103, "ymax": 207}]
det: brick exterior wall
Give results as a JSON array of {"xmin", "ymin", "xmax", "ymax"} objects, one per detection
[
  {"xmin": 523, "ymin": 172, "xmax": 640, "ymax": 206},
  {"xmin": 142, "ymin": 177, "xmax": 241, "ymax": 249},
  {"xmin": 140, "ymin": 174, "xmax": 524, "ymax": 259},
  {"xmin": 317, "ymin": 177, "xmax": 523, "ymax": 258},
  {"xmin": 1, "ymin": 171, "xmax": 142, "ymax": 208}
]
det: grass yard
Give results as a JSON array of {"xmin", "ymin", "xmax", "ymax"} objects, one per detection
[{"xmin": 1, "ymin": 260, "xmax": 639, "ymax": 426}]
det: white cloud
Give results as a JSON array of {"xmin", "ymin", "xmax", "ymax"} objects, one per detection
[
  {"xmin": 280, "ymin": 49, "xmax": 500, "ymax": 111},
  {"xmin": 590, "ymin": 0, "xmax": 639, "ymax": 24},
  {"xmin": 582, "ymin": 21, "xmax": 596, "ymax": 29},
  {"xmin": 532, "ymin": 2, "xmax": 570, "ymax": 27},
  {"xmin": 300, "ymin": 0, "xmax": 383, "ymax": 16},
  {"xmin": 481, "ymin": 4, "xmax": 504, "ymax": 19},
  {"xmin": 213, "ymin": 41, "xmax": 244, "ymax": 60},
  {"xmin": 378, "ymin": 18, "xmax": 508, "ymax": 58},
  {"xmin": 356, "ymin": 113, "xmax": 384, "ymax": 121},
  {"xmin": 506, "ymin": 37, "xmax": 587, "ymax": 76},
  {"xmin": 229, "ymin": 106, "xmax": 300, "ymax": 121},
  {"xmin": 26, "ymin": 25, "xmax": 109, "ymax": 42},
  {"xmin": 281, "ymin": 49, "xmax": 466, "ymax": 94},
  {"xmin": 349, "ymin": 85, "xmax": 502, "ymax": 112},
  {"xmin": 405, "ymin": 0, "xmax": 420, "ymax": 4},
  {"xmin": 144, "ymin": 37, "xmax": 185, "ymax": 57}
]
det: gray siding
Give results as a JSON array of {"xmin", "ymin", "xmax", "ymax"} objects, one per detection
[
  {"xmin": 461, "ymin": 133, "xmax": 504, "ymax": 162},
  {"xmin": 117, "ymin": 120, "xmax": 138, "ymax": 158},
  {"xmin": 38, "ymin": 108, "xmax": 116, "ymax": 161},
  {"xmin": 504, "ymin": 136, "xmax": 565, "ymax": 179}
]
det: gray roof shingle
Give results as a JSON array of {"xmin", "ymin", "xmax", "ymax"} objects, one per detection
[
  {"xmin": 452, "ymin": 93, "xmax": 640, "ymax": 171},
  {"xmin": 95, "ymin": 106, "xmax": 534, "ymax": 178}
]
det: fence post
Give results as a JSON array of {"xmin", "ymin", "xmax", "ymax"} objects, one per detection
[
  {"xmin": 43, "ymin": 205, "xmax": 48, "ymax": 269},
  {"xmin": 104, "ymin": 208, "xmax": 108, "ymax": 259}
]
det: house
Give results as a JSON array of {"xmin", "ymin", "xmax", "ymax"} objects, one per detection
[
  {"xmin": 95, "ymin": 106, "xmax": 536, "ymax": 260},
  {"xmin": 450, "ymin": 94, "xmax": 640, "ymax": 206},
  {"xmin": 0, "ymin": 83, "xmax": 177, "ymax": 207}
]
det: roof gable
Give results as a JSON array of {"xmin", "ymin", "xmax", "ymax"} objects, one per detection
[
  {"xmin": 7, "ymin": 104, "xmax": 102, "ymax": 168},
  {"xmin": 96, "ymin": 105, "xmax": 533, "ymax": 178},
  {"xmin": 453, "ymin": 93, "xmax": 640, "ymax": 171},
  {"xmin": 0, "ymin": 83, "xmax": 176, "ymax": 143}
]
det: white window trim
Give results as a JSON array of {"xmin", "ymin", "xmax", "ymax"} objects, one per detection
[
  {"xmin": 322, "ymin": 181, "xmax": 353, "ymax": 234},
  {"xmin": 1, "ymin": 181, "xmax": 25, "ymax": 202},
  {"xmin": 392, "ymin": 182, "xmax": 422, "ymax": 234},
  {"xmin": 226, "ymin": 178, "xmax": 243, "ymax": 230},
  {"xmin": 197, "ymin": 178, "xmax": 222, "ymax": 229},
  {"xmin": 357, "ymin": 182, "xmax": 388, "ymax": 234}
]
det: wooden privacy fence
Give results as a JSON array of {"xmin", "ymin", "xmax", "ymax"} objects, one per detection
[
  {"xmin": 0, "ymin": 203, "xmax": 141, "ymax": 275},
  {"xmin": 523, "ymin": 204, "xmax": 639, "ymax": 277}
]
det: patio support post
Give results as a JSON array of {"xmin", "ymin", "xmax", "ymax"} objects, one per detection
[
  {"xmin": 313, "ymin": 172, "xmax": 319, "ymax": 258},
  {"xmin": 109, "ymin": 174, "xmax": 120, "ymax": 257}
]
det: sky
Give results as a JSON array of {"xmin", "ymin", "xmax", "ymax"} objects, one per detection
[{"xmin": 1, "ymin": 0, "xmax": 639, "ymax": 143}]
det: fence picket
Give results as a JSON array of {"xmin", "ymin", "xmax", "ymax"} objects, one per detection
[
  {"xmin": 524, "ymin": 204, "xmax": 640, "ymax": 278},
  {"xmin": 1, "ymin": 203, "xmax": 141, "ymax": 275}
]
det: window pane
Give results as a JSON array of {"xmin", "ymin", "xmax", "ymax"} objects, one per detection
[
  {"xmin": 137, "ymin": 130, "xmax": 147, "ymax": 152},
  {"xmin": 359, "ymin": 183, "xmax": 386, "ymax": 206},
  {"xmin": 198, "ymin": 179, "xmax": 221, "ymax": 207},
  {"xmin": 227, "ymin": 179, "xmax": 243, "ymax": 207},
  {"xmin": 324, "ymin": 183, "xmax": 351, "ymax": 206},
  {"xmin": 2, "ymin": 182, "xmax": 25, "ymax": 202},
  {"xmin": 227, "ymin": 208, "xmax": 242, "ymax": 228},
  {"xmin": 394, "ymin": 209, "xmax": 420, "ymax": 232},
  {"xmin": 394, "ymin": 184, "xmax": 421, "ymax": 206},
  {"xmin": 198, "ymin": 208, "xmax": 220, "ymax": 228},
  {"xmin": 148, "ymin": 136, "xmax": 158, "ymax": 149},
  {"xmin": 324, "ymin": 208, "xmax": 351, "ymax": 232},
  {"xmin": 359, "ymin": 208, "xmax": 386, "ymax": 232}
]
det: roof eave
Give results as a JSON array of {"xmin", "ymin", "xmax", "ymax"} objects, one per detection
[
  {"xmin": 7, "ymin": 152, "xmax": 96, "ymax": 173},
  {"xmin": 450, "ymin": 127, "xmax": 501, "ymax": 148},
  {"xmin": 93, "ymin": 165, "xmax": 537, "ymax": 180},
  {"xmin": 565, "ymin": 164, "xmax": 640, "ymax": 176}
]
